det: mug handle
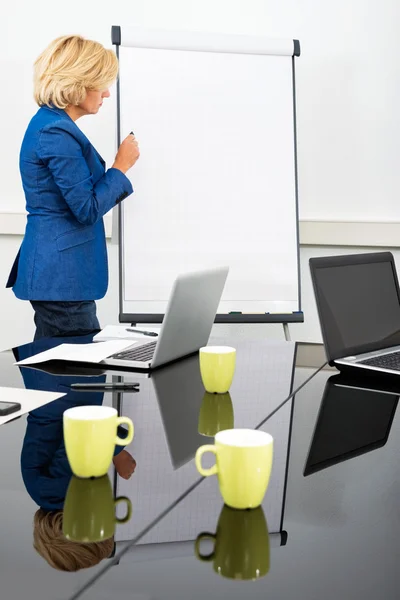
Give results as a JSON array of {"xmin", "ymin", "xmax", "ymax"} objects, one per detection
[
  {"xmin": 194, "ymin": 532, "xmax": 216, "ymax": 562},
  {"xmin": 114, "ymin": 496, "xmax": 132, "ymax": 524},
  {"xmin": 115, "ymin": 417, "xmax": 134, "ymax": 445},
  {"xmin": 195, "ymin": 445, "xmax": 218, "ymax": 477}
]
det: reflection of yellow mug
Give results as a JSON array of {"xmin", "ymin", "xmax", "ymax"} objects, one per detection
[
  {"xmin": 198, "ymin": 392, "xmax": 234, "ymax": 436},
  {"xmin": 196, "ymin": 429, "xmax": 273, "ymax": 509},
  {"xmin": 63, "ymin": 475, "xmax": 132, "ymax": 543},
  {"xmin": 63, "ymin": 406, "xmax": 134, "ymax": 478},
  {"xmin": 195, "ymin": 505, "xmax": 270, "ymax": 580},
  {"xmin": 199, "ymin": 346, "xmax": 236, "ymax": 394}
]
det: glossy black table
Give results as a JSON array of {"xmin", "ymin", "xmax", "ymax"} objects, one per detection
[{"xmin": 0, "ymin": 335, "xmax": 398, "ymax": 599}]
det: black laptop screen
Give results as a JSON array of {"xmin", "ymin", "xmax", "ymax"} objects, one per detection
[{"xmin": 314, "ymin": 260, "xmax": 400, "ymax": 359}]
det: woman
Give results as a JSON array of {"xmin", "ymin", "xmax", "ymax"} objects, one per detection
[{"xmin": 6, "ymin": 35, "xmax": 140, "ymax": 339}]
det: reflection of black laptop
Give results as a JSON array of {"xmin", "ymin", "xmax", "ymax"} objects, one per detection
[
  {"xmin": 309, "ymin": 252, "xmax": 400, "ymax": 375},
  {"xmin": 304, "ymin": 374, "xmax": 398, "ymax": 476}
]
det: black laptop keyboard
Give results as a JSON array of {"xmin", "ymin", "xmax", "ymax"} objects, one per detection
[
  {"xmin": 360, "ymin": 351, "xmax": 400, "ymax": 371},
  {"xmin": 110, "ymin": 341, "xmax": 157, "ymax": 362}
]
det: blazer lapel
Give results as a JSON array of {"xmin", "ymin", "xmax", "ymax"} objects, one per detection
[{"xmin": 93, "ymin": 147, "xmax": 106, "ymax": 169}]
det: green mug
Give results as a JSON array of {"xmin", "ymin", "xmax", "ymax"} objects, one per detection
[
  {"xmin": 198, "ymin": 392, "xmax": 234, "ymax": 437},
  {"xmin": 199, "ymin": 346, "xmax": 236, "ymax": 393},
  {"xmin": 195, "ymin": 505, "xmax": 270, "ymax": 580},
  {"xmin": 196, "ymin": 429, "xmax": 273, "ymax": 509},
  {"xmin": 63, "ymin": 475, "xmax": 132, "ymax": 543}
]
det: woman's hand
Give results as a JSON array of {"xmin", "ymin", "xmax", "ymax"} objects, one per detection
[{"xmin": 112, "ymin": 133, "xmax": 140, "ymax": 174}]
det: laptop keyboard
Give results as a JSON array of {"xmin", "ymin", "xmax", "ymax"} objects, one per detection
[
  {"xmin": 360, "ymin": 351, "xmax": 400, "ymax": 371},
  {"xmin": 110, "ymin": 341, "xmax": 157, "ymax": 362}
]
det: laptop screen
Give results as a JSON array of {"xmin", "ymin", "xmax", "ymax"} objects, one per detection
[
  {"xmin": 311, "ymin": 256, "xmax": 400, "ymax": 360},
  {"xmin": 303, "ymin": 381, "xmax": 398, "ymax": 476}
]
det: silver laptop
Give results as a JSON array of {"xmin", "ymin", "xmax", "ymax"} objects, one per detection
[
  {"xmin": 101, "ymin": 266, "xmax": 229, "ymax": 370},
  {"xmin": 309, "ymin": 252, "xmax": 400, "ymax": 376}
]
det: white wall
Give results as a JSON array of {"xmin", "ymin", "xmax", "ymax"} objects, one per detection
[
  {"xmin": 1, "ymin": 0, "xmax": 399, "ymax": 349},
  {"xmin": 2, "ymin": 0, "xmax": 399, "ymax": 220}
]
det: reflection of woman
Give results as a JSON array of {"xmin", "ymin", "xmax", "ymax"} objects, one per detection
[
  {"xmin": 33, "ymin": 510, "xmax": 114, "ymax": 571},
  {"xmin": 17, "ymin": 337, "xmax": 136, "ymax": 570},
  {"xmin": 22, "ymin": 388, "xmax": 135, "ymax": 571},
  {"xmin": 21, "ymin": 390, "xmax": 135, "ymax": 510},
  {"xmin": 6, "ymin": 35, "xmax": 140, "ymax": 340},
  {"xmin": 24, "ymin": 392, "xmax": 135, "ymax": 571}
]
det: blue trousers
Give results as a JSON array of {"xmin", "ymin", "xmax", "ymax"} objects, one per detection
[{"xmin": 30, "ymin": 301, "xmax": 100, "ymax": 341}]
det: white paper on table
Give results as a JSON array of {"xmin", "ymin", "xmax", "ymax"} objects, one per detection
[
  {"xmin": 0, "ymin": 387, "xmax": 65, "ymax": 425},
  {"xmin": 15, "ymin": 340, "xmax": 136, "ymax": 366},
  {"xmin": 93, "ymin": 325, "xmax": 161, "ymax": 342}
]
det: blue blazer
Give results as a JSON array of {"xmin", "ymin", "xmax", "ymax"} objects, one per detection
[{"xmin": 7, "ymin": 106, "xmax": 133, "ymax": 300}]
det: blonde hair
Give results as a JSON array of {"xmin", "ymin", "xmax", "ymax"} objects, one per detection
[
  {"xmin": 33, "ymin": 509, "xmax": 114, "ymax": 571},
  {"xmin": 34, "ymin": 35, "xmax": 118, "ymax": 108}
]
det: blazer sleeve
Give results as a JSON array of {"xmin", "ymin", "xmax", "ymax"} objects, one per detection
[{"xmin": 38, "ymin": 121, "xmax": 133, "ymax": 226}]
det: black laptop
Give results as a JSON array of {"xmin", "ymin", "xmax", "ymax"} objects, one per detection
[{"xmin": 309, "ymin": 251, "xmax": 400, "ymax": 376}]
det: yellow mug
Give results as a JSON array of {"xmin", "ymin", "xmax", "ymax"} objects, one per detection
[
  {"xmin": 195, "ymin": 505, "xmax": 270, "ymax": 580},
  {"xmin": 63, "ymin": 405, "xmax": 134, "ymax": 478},
  {"xmin": 199, "ymin": 346, "xmax": 236, "ymax": 394},
  {"xmin": 195, "ymin": 428, "xmax": 273, "ymax": 509},
  {"xmin": 63, "ymin": 475, "xmax": 132, "ymax": 543},
  {"xmin": 198, "ymin": 392, "xmax": 234, "ymax": 437}
]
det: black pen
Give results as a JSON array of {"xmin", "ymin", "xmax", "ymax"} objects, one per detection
[
  {"xmin": 126, "ymin": 328, "xmax": 158, "ymax": 337},
  {"xmin": 70, "ymin": 382, "xmax": 140, "ymax": 390}
]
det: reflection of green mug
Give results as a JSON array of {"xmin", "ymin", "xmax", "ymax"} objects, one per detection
[
  {"xmin": 63, "ymin": 475, "xmax": 132, "ymax": 543},
  {"xmin": 198, "ymin": 392, "xmax": 234, "ymax": 437},
  {"xmin": 195, "ymin": 505, "xmax": 270, "ymax": 580}
]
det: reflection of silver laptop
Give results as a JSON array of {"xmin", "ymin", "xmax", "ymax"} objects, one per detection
[
  {"xmin": 101, "ymin": 267, "xmax": 229, "ymax": 370},
  {"xmin": 151, "ymin": 354, "xmax": 206, "ymax": 468},
  {"xmin": 310, "ymin": 252, "xmax": 400, "ymax": 376}
]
